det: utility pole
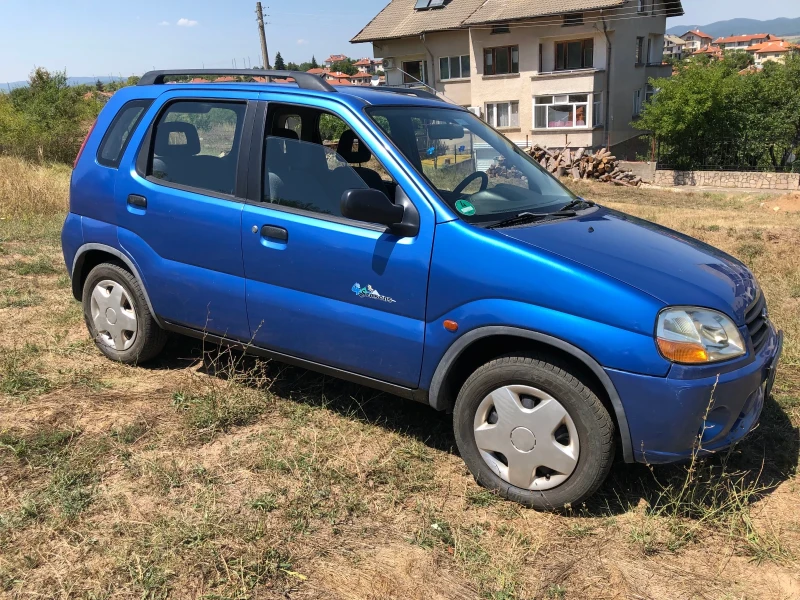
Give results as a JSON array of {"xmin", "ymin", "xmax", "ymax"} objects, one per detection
[{"xmin": 256, "ymin": 2, "xmax": 270, "ymax": 69}]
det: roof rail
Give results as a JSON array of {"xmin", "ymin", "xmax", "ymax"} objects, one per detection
[
  {"xmin": 137, "ymin": 69, "xmax": 336, "ymax": 92},
  {"xmin": 369, "ymin": 86, "xmax": 447, "ymax": 102}
]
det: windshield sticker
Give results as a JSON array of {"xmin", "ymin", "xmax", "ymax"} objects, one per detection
[
  {"xmin": 455, "ymin": 199, "xmax": 476, "ymax": 216},
  {"xmin": 352, "ymin": 283, "xmax": 396, "ymax": 304}
]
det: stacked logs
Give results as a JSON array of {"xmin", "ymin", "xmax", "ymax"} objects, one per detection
[{"xmin": 527, "ymin": 145, "xmax": 643, "ymax": 187}]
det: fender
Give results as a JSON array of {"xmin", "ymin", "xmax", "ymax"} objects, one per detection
[
  {"xmin": 70, "ymin": 243, "xmax": 165, "ymax": 328},
  {"xmin": 427, "ymin": 325, "xmax": 634, "ymax": 463}
]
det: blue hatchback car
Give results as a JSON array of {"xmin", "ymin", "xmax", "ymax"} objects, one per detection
[{"xmin": 62, "ymin": 70, "xmax": 783, "ymax": 509}]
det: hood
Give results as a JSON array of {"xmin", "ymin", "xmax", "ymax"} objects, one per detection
[{"xmin": 497, "ymin": 207, "xmax": 757, "ymax": 325}]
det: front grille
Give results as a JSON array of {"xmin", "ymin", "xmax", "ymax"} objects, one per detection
[{"xmin": 745, "ymin": 292, "xmax": 769, "ymax": 354}]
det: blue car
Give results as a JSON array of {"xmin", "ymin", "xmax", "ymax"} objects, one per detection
[{"xmin": 62, "ymin": 69, "xmax": 783, "ymax": 509}]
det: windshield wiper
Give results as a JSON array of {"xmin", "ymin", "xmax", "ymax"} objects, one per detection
[
  {"xmin": 487, "ymin": 210, "xmax": 577, "ymax": 230},
  {"xmin": 561, "ymin": 198, "xmax": 596, "ymax": 211}
]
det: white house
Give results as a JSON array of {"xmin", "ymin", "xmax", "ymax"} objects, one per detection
[
  {"xmin": 663, "ymin": 34, "xmax": 686, "ymax": 60},
  {"xmin": 679, "ymin": 29, "xmax": 712, "ymax": 53},
  {"xmin": 351, "ymin": 0, "xmax": 682, "ymax": 150}
]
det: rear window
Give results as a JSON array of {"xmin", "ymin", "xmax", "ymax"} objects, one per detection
[{"xmin": 96, "ymin": 99, "xmax": 153, "ymax": 168}]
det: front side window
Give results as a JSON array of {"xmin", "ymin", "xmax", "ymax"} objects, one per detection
[
  {"xmin": 148, "ymin": 100, "xmax": 246, "ymax": 195},
  {"xmin": 636, "ymin": 37, "xmax": 645, "ymax": 64},
  {"xmin": 262, "ymin": 107, "xmax": 395, "ymax": 221},
  {"xmin": 534, "ymin": 94, "xmax": 589, "ymax": 129},
  {"xmin": 367, "ymin": 106, "xmax": 575, "ymax": 224},
  {"xmin": 555, "ymin": 39, "xmax": 594, "ymax": 70},
  {"xmin": 485, "ymin": 101, "xmax": 519, "ymax": 128},
  {"xmin": 633, "ymin": 89, "xmax": 643, "ymax": 117},
  {"xmin": 593, "ymin": 93, "xmax": 603, "ymax": 127},
  {"xmin": 439, "ymin": 55, "xmax": 470, "ymax": 80},
  {"xmin": 484, "ymin": 46, "xmax": 519, "ymax": 75}
]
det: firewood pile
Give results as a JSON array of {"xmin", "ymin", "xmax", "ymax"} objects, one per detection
[{"xmin": 527, "ymin": 145, "xmax": 642, "ymax": 187}]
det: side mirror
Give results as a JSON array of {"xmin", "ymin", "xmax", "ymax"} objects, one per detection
[{"xmin": 341, "ymin": 188, "xmax": 403, "ymax": 225}]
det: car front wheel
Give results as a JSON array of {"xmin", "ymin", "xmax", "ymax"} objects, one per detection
[
  {"xmin": 82, "ymin": 262, "xmax": 167, "ymax": 364},
  {"xmin": 454, "ymin": 353, "xmax": 615, "ymax": 510}
]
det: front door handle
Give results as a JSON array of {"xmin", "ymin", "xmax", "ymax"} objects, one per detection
[
  {"xmin": 127, "ymin": 194, "xmax": 147, "ymax": 209},
  {"xmin": 260, "ymin": 225, "xmax": 288, "ymax": 242}
]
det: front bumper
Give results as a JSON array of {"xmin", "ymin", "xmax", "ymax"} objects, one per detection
[{"xmin": 607, "ymin": 325, "xmax": 783, "ymax": 464}]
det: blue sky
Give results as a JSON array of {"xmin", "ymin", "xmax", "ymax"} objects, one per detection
[{"xmin": 1, "ymin": 0, "xmax": 798, "ymax": 82}]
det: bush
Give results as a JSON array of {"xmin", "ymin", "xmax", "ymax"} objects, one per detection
[{"xmin": 0, "ymin": 68, "xmax": 102, "ymax": 164}]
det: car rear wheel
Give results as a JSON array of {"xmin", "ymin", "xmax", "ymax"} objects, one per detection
[
  {"xmin": 454, "ymin": 353, "xmax": 614, "ymax": 510},
  {"xmin": 82, "ymin": 263, "xmax": 166, "ymax": 364}
]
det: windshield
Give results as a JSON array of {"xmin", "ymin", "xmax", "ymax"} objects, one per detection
[{"xmin": 366, "ymin": 106, "xmax": 577, "ymax": 223}]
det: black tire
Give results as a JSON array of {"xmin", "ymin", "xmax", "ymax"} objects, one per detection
[
  {"xmin": 454, "ymin": 353, "xmax": 614, "ymax": 510},
  {"xmin": 82, "ymin": 262, "xmax": 167, "ymax": 364}
]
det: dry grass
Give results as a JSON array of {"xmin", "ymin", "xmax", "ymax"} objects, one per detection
[{"xmin": 0, "ymin": 157, "xmax": 799, "ymax": 599}]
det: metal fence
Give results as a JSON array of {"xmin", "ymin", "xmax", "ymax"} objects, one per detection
[{"xmin": 656, "ymin": 137, "xmax": 798, "ymax": 172}]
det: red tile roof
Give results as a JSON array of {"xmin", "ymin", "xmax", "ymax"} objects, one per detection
[
  {"xmin": 353, "ymin": 58, "xmax": 372, "ymax": 66},
  {"xmin": 693, "ymin": 44, "xmax": 722, "ymax": 56},
  {"xmin": 306, "ymin": 68, "xmax": 329, "ymax": 75},
  {"xmin": 751, "ymin": 40, "xmax": 793, "ymax": 54},
  {"xmin": 325, "ymin": 54, "xmax": 348, "ymax": 63},
  {"xmin": 682, "ymin": 29, "xmax": 712, "ymax": 39},
  {"xmin": 714, "ymin": 33, "xmax": 779, "ymax": 45}
]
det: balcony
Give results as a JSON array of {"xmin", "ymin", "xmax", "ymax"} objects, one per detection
[
  {"xmin": 531, "ymin": 68, "xmax": 605, "ymax": 95},
  {"xmin": 645, "ymin": 63, "xmax": 673, "ymax": 78}
]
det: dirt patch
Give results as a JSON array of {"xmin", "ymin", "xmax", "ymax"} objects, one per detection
[{"xmin": 763, "ymin": 192, "xmax": 800, "ymax": 212}]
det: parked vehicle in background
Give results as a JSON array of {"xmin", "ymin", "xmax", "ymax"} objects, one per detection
[{"xmin": 62, "ymin": 69, "xmax": 782, "ymax": 510}]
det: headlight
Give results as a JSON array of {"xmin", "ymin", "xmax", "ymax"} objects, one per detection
[{"xmin": 656, "ymin": 307, "xmax": 745, "ymax": 364}]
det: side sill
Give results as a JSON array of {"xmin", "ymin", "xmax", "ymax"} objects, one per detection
[{"xmin": 162, "ymin": 321, "xmax": 423, "ymax": 403}]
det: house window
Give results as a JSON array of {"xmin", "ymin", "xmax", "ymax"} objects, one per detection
[
  {"xmin": 555, "ymin": 39, "xmax": 594, "ymax": 70},
  {"xmin": 485, "ymin": 101, "xmax": 519, "ymax": 128},
  {"xmin": 491, "ymin": 25, "xmax": 510, "ymax": 34},
  {"xmin": 645, "ymin": 84, "xmax": 656, "ymax": 103},
  {"xmin": 439, "ymin": 55, "xmax": 470, "ymax": 80},
  {"xmin": 402, "ymin": 60, "xmax": 427, "ymax": 84},
  {"xmin": 593, "ymin": 93, "xmax": 603, "ymax": 127},
  {"xmin": 635, "ymin": 37, "xmax": 645, "ymax": 65},
  {"xmin": 534, "ymin": 94, "xmax": 590, "ymax": 129},
  {"xmin": 647, "ymin": 38, "xmax": 652, "ymax": 63},
  {"xmin": 563, "ymin": 13, "xmax": 584, "ymax": 26},
  {"xmin": 637, "ymin": 0, "xmax": 646, "ymax": 12},
  {"xmin": 484, "ymin": 46, "xmax": 519, "ymax": 75},
  {"xmin": 538, "ymin": 43, "xmax": 543, "ymax": 73},
  {"xmin": 633, "ymin": 88, "xmax": 643, "ymax": 117}
]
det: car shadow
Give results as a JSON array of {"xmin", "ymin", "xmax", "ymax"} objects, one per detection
[{"xmin": 150, "ymin": 335, "xmax": 799, "ymax": 516}]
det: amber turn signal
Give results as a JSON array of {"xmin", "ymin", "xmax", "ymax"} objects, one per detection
[
  {"xmin": 656, "ymin": 338, "xmax": 709, "ymax": 364},
  {"xmin": 443, "ymin": 320, "xmax": 459, "ymax": 332}
]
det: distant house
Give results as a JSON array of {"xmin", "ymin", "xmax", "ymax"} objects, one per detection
[
  {"xmin": 750, "ymin": 40, "xmax": 796, "ymax": 66},
  {"xmin": 692, "ymin": 44, "xmax": 723, "ymax": 60},
  {"xmin": 663, "ymin": 34, "xmax": 686, "ymax": 60},
  {"xmin": 353, "ymin": 58, "xmax": 383, "ymax": 74},
  {"xmin": 714, "ymin": 33, "xmax": 780, "ymax": 51},
  {"xmin": 680, "ymin": 29, "xmax": 712, "ymax": 53},
  {"xmin": 323, "ymin": 54, "xmax": 348, "ymax": 67},
  {"xmin": 349, "ymin": 72, "xmax": 373, "ymax": 85},
  {"xmin": 351, "ymin": 0, "xmax": 683, "ymax": 151}
]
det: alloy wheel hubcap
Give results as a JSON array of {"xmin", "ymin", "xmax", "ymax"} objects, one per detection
[
  {"xmin": 90, "ymin": 280, "xmax": 137, "ymax": 351},
  {"xmin": 473, "ymin": 385, "xmax": 580, "ymax": 491}
]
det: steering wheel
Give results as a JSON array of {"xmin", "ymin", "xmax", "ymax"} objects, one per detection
[{"xmin": 452, "ymin": 171, "xmax": 489, "ymax": 197}]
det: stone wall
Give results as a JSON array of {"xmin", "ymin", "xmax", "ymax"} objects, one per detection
[{"xmin": 653, "ymin": 169, "xmax": 800, "ymax": 190}]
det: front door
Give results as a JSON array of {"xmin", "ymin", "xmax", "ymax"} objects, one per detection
[
  {"xmin": 240, "ymin": 96, "xmax": 436, "ymax": 387},
  {"xmin": 115, "ymin": 91, "xmax": 257, "ymax": 339}
]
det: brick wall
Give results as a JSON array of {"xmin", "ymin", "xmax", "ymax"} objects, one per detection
[{"xmin": 653, "ymin": 170, "xmax": 800, "ymax": 190}]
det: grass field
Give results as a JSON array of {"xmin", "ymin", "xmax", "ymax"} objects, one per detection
[{"xmin": 0, "ymin": 155, "xmax": 799, "ymax": 599}]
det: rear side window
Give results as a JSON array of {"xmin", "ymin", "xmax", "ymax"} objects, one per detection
[
  {"xmin": 147, "ymin": 100, "xmax": 246, "ymax": 196},
  {"xmin": 97, "ymin": 99, "xmax": 153, "ymax": 168}
]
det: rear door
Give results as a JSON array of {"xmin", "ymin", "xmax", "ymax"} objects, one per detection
[
  {"xmin": 115, "ymin": 90, "xmax": 258, "ymax": 338},
  {"xmin": 240, "ymin": 94, "xmax": 436, "ymax": 387}
]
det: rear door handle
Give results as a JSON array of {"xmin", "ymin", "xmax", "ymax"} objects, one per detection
[
  {"xmin": 260, "ymin": 225, "xmax": 288, "ymax": 242},
  {"xmin": 127, "ymin": 194, "xmax": 147, "ymax": 209}
]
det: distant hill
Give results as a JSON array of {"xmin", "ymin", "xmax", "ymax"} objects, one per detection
[
  {"xmin": 667, "ymin": 17, "xmax": 800, "ymax": 39},
  {"xmin": 0, "ymin": 76, "xmax": 124, "ymax": 93}
]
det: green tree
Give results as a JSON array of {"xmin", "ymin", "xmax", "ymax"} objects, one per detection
[
  {"xmin": 95, "ymin": 79, "xmax": 104, "ymax": 91},
  {"xmin": 311, "ymin": 55, "xmax": 319, "ymax": 69},
  {"xmin": 330, "ymin": 58, "xmax": 357, "ymax": 75},
  {"xmin": 287, "ymin": 61, "xmax": 300, "ymax": 71},
  {"xmin": 637, "ymin": 56, "xmax": 800, "ymax": 170},
  {"xmin": 722, "ymin": 50, "xmax": 754, "ymax": 71},
  {"xmin": 274, "ymin": 52, "xmax": 286, "ymax": 70}
]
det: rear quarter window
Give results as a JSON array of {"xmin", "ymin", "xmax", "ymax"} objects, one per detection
[{"xmin": 96, "ymin": 99, "xmax": 153, "ymax": 168}]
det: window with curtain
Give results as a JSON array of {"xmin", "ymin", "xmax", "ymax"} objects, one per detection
[
  {"xmin": 534, "ymin": 95, "xmax": 590, "ymax": 129},
  {"xmin": 485, "ymin": 101, "xmax": 519, "ymax": 128}
]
